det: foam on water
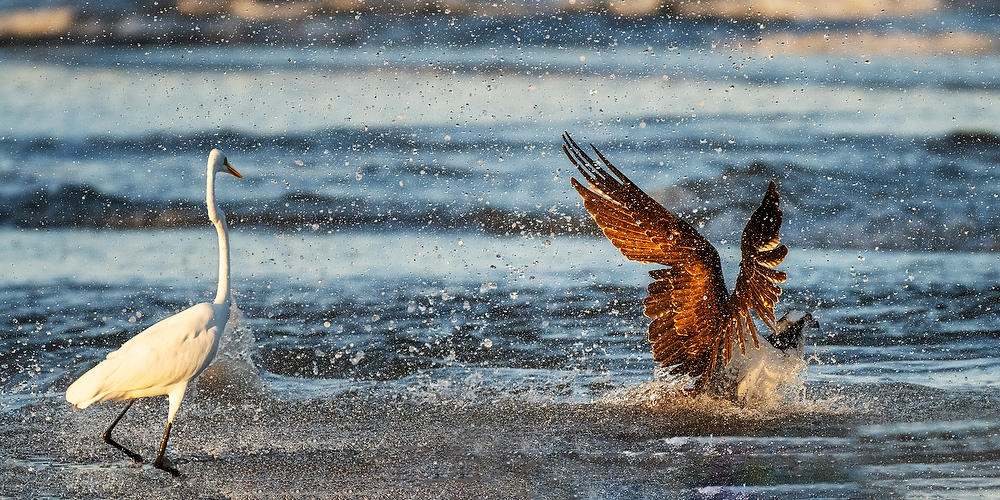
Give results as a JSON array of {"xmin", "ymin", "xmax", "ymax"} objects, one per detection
[{"xmin": 193, "ymin": 304, "xmax": 268, "ymax": 404}]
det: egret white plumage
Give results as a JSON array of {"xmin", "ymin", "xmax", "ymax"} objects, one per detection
[{"xmin": 65, "ymin": 149, "xmax": 242, "ymax": 475}]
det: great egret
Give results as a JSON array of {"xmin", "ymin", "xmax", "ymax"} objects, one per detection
[
  {"xmin": 562, "ymin": 132, "xmax": 807, "ymax": 400},
  {"xmin": 66, "ymin": 149, "xmax": 242, "ymax": 475}
]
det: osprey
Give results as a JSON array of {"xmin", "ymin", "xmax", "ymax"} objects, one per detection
[{"xmin": 563, "ymin": 132, "xmax": 808, "ymax": 398}]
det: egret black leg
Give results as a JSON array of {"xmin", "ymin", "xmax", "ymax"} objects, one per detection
[
  {"xmin": 103, "ymin": 400, "xmax": 143, "ymax": 463},
  {"xmin": 153, "ymin": 421, "xmax": 180, "ymax": 476}
]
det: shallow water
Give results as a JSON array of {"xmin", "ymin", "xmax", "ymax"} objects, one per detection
[
  {"xmin": 4, "ymin": 229, "xmax": 999, "ymax": 497},
  {"xmin": 2, "ymin": 10, "xmax": 1000, "ymax": 499}
]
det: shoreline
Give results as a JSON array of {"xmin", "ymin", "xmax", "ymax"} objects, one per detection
[
  {"xmin": 0, "ymin": 2, "xmax": 990, "ymax": 52},
  {"xmin": 3, "ymin": 381, "xmax": 998, "ymax": 497}
]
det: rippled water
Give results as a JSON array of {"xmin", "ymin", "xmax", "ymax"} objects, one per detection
[{"xmin": 2, "ymin": 12, "xmax": 1000, "ymax": 498}]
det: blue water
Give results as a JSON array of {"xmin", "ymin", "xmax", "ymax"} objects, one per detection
[{"xmin": 1, "ymin": 11, "xmax": 999, "ymax": 498}]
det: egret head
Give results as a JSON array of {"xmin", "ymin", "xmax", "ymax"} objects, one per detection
[{"xmin": 208, "ymin": 149, "xmax": 242, "ymax": 178}]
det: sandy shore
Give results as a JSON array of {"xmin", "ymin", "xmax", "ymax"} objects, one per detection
[{"xmin": 3, "ymin": 381, "xmax": 998, "ymax": 498}]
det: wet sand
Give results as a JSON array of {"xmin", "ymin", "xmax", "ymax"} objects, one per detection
[{"xmin": 4, "ymin": 381, "xmax": 999, "ymax": 498}]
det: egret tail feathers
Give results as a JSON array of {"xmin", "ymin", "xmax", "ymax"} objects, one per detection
[
  {"xmin": 66, "ymin": 356, "xmax": 149, "ymax": 410},
  {"xmin": 65, "ymin": 357, "xmax": 128, "ymax": 409},
  {"xmin": 67, "ymin": 353, "xmax": 192, "ymax": 410}
]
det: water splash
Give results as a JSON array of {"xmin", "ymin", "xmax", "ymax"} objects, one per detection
[{"xmin": 192, "ymin": 302, "xmax": 266, "ymax": 404}]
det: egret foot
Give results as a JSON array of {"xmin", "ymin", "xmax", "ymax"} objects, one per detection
[
  {"xmin": 103, "ymin": 400, "xmax": 143, "ymax": 463},
  {"xmin": 103, "ymin": 435, "xmax": 144, "ymax": 463},
  {"xmin": 154, "ymin": 456, "xmax": 180, "ymax": 477},
  {"xmin": 154, "ymin": 420, "xmax": 180, "ymax": 476}
]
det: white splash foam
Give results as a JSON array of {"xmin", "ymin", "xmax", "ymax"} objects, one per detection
[{"xmin": 193, "ymin": 302, "xmax": 266, "ymax": 403}]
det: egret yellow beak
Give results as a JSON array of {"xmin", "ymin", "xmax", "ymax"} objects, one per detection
[{"xmin": 223, "ymin": 158, "xmax": 242, "ymax": 178}]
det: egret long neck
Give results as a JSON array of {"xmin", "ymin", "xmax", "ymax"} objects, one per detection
[{"xmin": 206, "ymin": 169, "xmax": 230, "ymax": 304}]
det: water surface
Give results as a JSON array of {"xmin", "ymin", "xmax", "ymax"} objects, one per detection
[{"xmin": 2, "ymin": 12, "xmax": 999, "ymax": 498}]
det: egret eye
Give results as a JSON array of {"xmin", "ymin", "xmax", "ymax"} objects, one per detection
[{"xmin": 223, "ymin": 157, "xmax": 230, "ymax": 167}]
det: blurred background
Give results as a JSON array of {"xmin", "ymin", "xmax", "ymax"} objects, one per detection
[{"xmin": 1, "ymin": 0, "xmax": 998, "ymax": 250}]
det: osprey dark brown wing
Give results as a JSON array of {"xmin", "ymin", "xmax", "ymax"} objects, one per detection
[
  {"xmin": 563, "ymin": 133, "xmax": 732, "ymax": 386},
  {"xmin": 724, "ymin": 181, "xmax": 788, "ymax": 363}
]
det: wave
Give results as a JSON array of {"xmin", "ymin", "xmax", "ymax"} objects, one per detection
[
  {"xmin": 0, "ymin": 181, "xmax": 594, "ymax": 237},
  {"xmin": 924, "ymin": 130, "xmax": 1000, "ymax": 154},
  {"xmin": 2, "ymin": 180, "xmax": 998, "ymax": 253},
  {"xmin": 0, "ymin": 127, "xmax": 413, "ymax": 156},
  {"xmin": 6, "ymin": 126, "xmax": 1000, "ymax": 161},
  {"xmin": 2, "ymin": 127, "xmax": 999, "ymax": 251}
]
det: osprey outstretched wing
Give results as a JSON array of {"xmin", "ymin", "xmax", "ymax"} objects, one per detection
[{"xmin": 563, "ymin": 132, "xmax": 787, "ymax": 390}]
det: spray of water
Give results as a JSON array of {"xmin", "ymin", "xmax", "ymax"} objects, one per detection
[
  {"xmin": 605, "ymin": 352, "xmax": 850, "ymax": 419},
  {"xmin": 192, "ymin": 302, "xmax": 267, "ymax": 404}
]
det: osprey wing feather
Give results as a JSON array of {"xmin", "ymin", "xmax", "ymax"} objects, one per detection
[
  {"xmin": 563, "ymin": 133, "xmax": 787, "ymax": 391},
  {"xmin": 724, "ymin": 181, "xmax": 788, "ymax": 364},
  {"xmin": 563, "ymin": 133, "xmax": 730, "ymax": 386}
]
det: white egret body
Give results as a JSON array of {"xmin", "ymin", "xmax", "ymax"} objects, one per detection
[{"xmin": 65, "ymin": 149, "xmax": 242, "ymax": 475}]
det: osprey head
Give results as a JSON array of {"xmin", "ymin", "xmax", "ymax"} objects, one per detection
[{"xmin": 767, "ymin": 310, "xmax": 819, "ymax": 351}]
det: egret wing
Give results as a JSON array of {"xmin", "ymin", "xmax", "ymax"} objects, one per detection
[
  {"xmin": 726, "ymin": 181, "xmax": 788, "ymax": 360},
  {"xmin": 67, "ymin": 303, "xmax": 219, "ymax": 407},
  {"xmin": 108, "ymin": 303, "xmax": 218, "ymax": 387},
  {"xmin": 563, "ymin": 133, "xmax": 730, "ymax": 384}
]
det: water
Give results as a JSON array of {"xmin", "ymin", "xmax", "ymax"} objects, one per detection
[{"xmin": 2, "ymin": 11, "xmax": 1000, "ymax": 498}]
